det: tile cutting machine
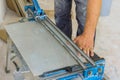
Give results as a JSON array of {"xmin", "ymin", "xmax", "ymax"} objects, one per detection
[{"xmin": 5, "ymin": 0, "xmax": 107, "ymax": 80}]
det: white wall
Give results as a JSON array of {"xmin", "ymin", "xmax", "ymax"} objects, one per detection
[{"xmin": 0, "ymin": 0, "xmax": 6, "ymax": 24}]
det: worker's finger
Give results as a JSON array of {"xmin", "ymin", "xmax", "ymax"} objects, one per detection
[
  {"xmin": 75, "ymin": 41, "xmax": 83, "ymax": 50},
  {"xmin": 73, "ymin": 38, "xmax": 77, "ymax": 43},
  {"xmin": 86, "ymin": 48, "xmax": 90, "ymax": 56},
  {"xmin": 90, "ymin": 48, "xmax": 94, "ymax": 57},
  {"xmin": 79, "ymin": 46, "xmax": 83, "ymax": 50},
  {"xmin": 83, "ymin": 49, "xmax": 89, "ymax": 56}
]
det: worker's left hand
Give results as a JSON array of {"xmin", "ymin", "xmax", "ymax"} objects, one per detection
[{"xmin": 74, "ymin": 33, "xmax": 94, "ymax": 57}]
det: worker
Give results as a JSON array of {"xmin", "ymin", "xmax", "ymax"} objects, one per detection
[{"xmin": 54, "ymin": 0, "xmax": 102, "ymax": 57}]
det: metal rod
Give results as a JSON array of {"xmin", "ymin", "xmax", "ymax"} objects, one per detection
[
  {"xmin": 37, "ymin": 19, "xmax": 87, "ymax": 69},
  {"xmin": 45, "ymin": 17, "xmax": 96, "ymax": 66}
]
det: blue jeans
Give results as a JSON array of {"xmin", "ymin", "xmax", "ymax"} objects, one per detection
[{"xmin": 55, "ymin": 0, "xmax": 87, "ymax": 38}]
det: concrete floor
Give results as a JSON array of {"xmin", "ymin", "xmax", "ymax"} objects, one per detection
[
  {"xmin": 95, "ymin": 0, "xmax": 120, "ymax": 79},
  {"xmin": 0, "ymin": 0, "xmax": 120, "ymax": 80}
]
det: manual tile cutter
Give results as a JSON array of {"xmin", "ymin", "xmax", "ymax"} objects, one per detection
[{"xmin": 5, "ymin": 0, "xmax": 107, "ymax": 80}]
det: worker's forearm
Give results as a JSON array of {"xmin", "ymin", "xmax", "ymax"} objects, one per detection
[{"xmin": 83, "ymin": 0, "xmax": 102, "ymax": 37}]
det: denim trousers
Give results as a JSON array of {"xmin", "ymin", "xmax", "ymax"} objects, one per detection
[{"xmin": 54, "ymin": 0, "xmax": 87, "ymax": 38}]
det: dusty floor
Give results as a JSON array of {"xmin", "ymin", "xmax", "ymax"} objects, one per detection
[
  {"xmin": 0, "ymin": 0, "xmax": 120, "ymax": 80},
  {"xmin": 95, "ymin": 0, "xmax": 120, "ymax": 79}
]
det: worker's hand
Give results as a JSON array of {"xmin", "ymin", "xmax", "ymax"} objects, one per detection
[{"xmin": 74, "ymin": 33, "xmax": 94, "ymax": 57}]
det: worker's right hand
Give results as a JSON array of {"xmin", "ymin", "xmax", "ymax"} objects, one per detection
[{"xmin": 74, "ymin": 33, "xmax": 94, "ymax": 57}]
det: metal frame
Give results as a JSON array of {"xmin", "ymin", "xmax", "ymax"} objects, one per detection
[
  {"xmin": 5, "ymin": 35, "xmax": 35, "ymax": 80},
  {"xmin": 5, "ymin": 36, "xmax": 12, "ymax": 73}
]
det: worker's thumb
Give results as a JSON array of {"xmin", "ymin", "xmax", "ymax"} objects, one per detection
[{"xmin": 73, "ymin": 38, "xmax": 77, "ymax": 43}]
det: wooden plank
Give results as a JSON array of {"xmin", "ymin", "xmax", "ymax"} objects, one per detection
[
  {"xmin": 0, "ymin": 29, "xmax": 7, "ymax": 42},
  {"xmin": 11, "ymin": 0, "xmax": 21, "ymax": 17},
  {"xmin": 6, "ymin": 0, "xmax": 27, "ymax": 17},
  {"xmin": 27, "ymin": 0, "xmax": 32, "ymax": 3},
  {"xmin": 6, "ymin": 0, "xmax": 16, "ymax": 12},
  {"xmin": 15, "ymin": 0, "xmax": 26, "ymax": 17}
]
